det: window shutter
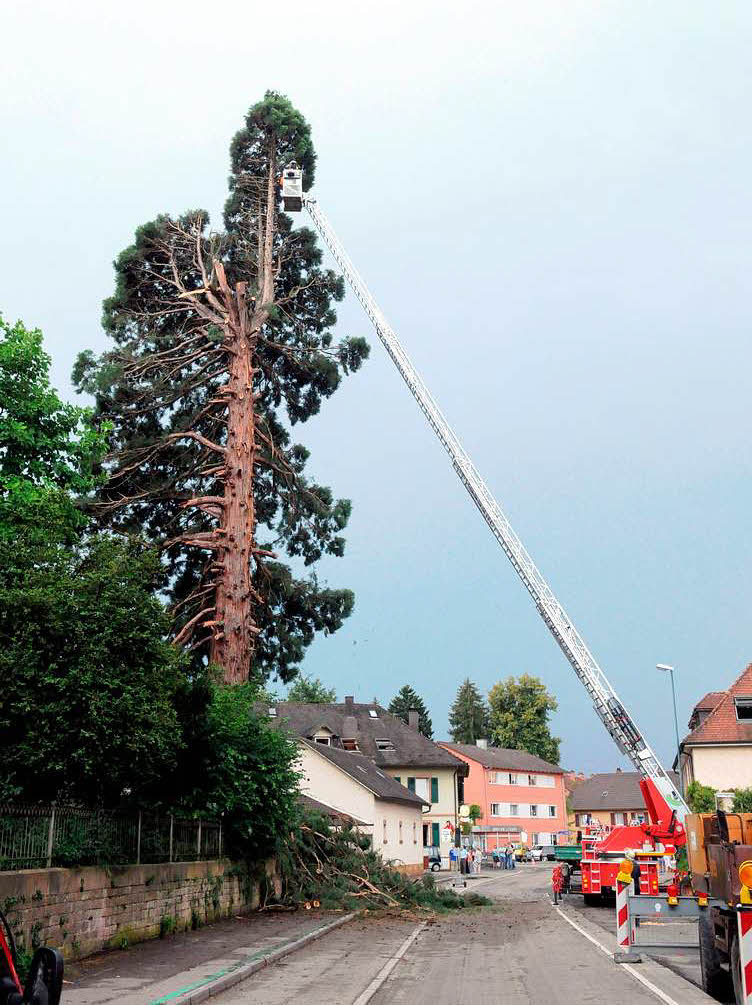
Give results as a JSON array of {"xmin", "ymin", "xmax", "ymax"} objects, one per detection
[
  {"xmin": 407, "ymin": 777, "xmax": 416, "ymax": 792},
  {"xmin": 431, "ymin": 822, "xmax": 440, "ymax": 846},
  {"xmin": 394, "ymin": 776, "xmax": 401, "ymax": 784},
  {"xmin": 431, "ymin": 777, "xmax": 439, "ymax": 803}
]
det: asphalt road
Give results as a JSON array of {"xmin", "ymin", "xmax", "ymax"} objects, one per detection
[{"xmin": 210, "ymin": 864, "xmax": 714, "ymax": 1005}]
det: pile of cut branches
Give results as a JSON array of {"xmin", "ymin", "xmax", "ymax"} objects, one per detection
[{"xmin": 269, "ymin": 810, "xmax": 490, "ymax": 914}]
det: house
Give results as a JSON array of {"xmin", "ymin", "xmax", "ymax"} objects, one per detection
[
  {"xmin": 438, "ymin": 741, "xmax": 567, "ymax": 850},
  {"xmin": 568, "ymin": 770, "xmax": 680, "ymax": 830},
  {"xmin": 296, "ymin": 739, "xmax": 428, "ymax": 874},
  {"xmin": 260, "ymin": 696, "xmax": 467, "ymax": 864},
  {"xmin": 679, "ymin": 663, "xmax": 752, "ymax": 792}
]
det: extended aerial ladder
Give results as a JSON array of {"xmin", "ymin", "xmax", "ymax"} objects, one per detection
[{"xmin": 282, "ymin": 166, "xmax": 688, "ymax": 830}]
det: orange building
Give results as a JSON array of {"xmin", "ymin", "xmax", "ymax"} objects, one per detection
[{"xmin": 439, "ymin": 741, "xmax": 568, "ymax": 851}]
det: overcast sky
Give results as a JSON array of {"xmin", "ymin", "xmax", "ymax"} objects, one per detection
[{"xmin": 3, "ymin": 1, "xmax": 751, "ymax": 772}]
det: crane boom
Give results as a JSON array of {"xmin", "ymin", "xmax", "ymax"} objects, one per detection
[{"xmin": 303, "ymin": 196, "xmax": 687, "ymax": 820}]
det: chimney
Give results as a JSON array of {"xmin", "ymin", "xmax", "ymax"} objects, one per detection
[
  {"xmin": 476, "ymin": 738, "xmax": 488, "ymax": 749},
  {"xmin": 342, "ymin": 715, "xmax": 357, "ymax": 740},
  {"xmin": 408, "ymin": 709, "xmax": 419, "ymax": 731},
  {"xmin": 344, "ymin": 695, "xmax": 354, "ymax": 707}
]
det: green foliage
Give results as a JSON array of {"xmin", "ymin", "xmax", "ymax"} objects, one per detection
[
  {"xmin": 176, "ymin": 683, "xmax": 300, "ymax": 860},
  {"xmin": 448, "ymin": 679, "xmax": 489, "ymax": 744},
  {"xmin": 0, "ymin": 316, "xmax": 107, "ymax": 541},
  {"xmin": 468, "ymin": 804, "xmax": 483, "ymax": 823},
  {"xmin": 0, "ymin": 527, "xmax": 189, "ymax": 805},
  {"xmin": 388, "ymin": 686, "xmax": 433, "ymax": 739},
  {"xmin": 276, "ymin": 811, "xmax": 490, "ymax": 913},
  {"xmin": 75, "ymin": 92, "xmax": 369, "ymax": 684},
  {"xmin": 733, "ymin": 788, "xmax": 752, "ymax": 813},
  {"xmin": 286, "ymin": 674, "xmax": 336, "ymax": 703},
  {"xmin": 687, "ymin": 780, "xmax": 717, "ymax": 813},
  {"xmin": 487, "ymin": 675, "xmax": 560, "ymax": 764}
]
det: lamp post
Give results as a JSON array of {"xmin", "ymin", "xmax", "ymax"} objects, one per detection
[{"xmin": 657, "ymin": 663, "xmax": 683, "ymax": 797}]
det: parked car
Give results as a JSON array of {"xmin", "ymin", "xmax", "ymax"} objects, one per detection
[
  {"xmin": 423, "ymin": 845, "xmax": 442, "ymax": 871},
  {"xmin": 528, "ymin": 844, "xmax": 557, "ymax": 862}
]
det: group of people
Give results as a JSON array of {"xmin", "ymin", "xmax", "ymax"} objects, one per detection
[
  {"xmin": 449, "ymin": 844, "xmax": 483, "ymax": 874},
  {"xmin": 491, "ymin": 844, "xmax": 517, "ymax": 870}
]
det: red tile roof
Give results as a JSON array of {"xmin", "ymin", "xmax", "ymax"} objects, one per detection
[
  {"xmin": 683, "ymin": 664, "xmax": 752, "ymax": 746},
  {"xmin": 694, "ymin": 691, "xmax": 725, "ymax": 712}
]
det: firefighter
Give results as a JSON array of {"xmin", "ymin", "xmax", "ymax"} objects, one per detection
[{"xmin": 626, "ymin": 849, "xmax": 641, "ymax": 895}]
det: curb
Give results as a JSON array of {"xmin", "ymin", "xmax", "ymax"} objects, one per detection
[{"xmin": 152, "ymin": 911, "xmax": 357, "ymax": 1004}]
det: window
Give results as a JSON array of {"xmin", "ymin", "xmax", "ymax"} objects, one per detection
[
  {"xmin": 268, "ymin": 707, "xmax": 277, "ymax": 717},
  {"xmin": 342, "ymin": 738, "xmax": 358, "ymax": 750},
  {"xmin": 610, "ymin": 812, "xmax": 626, "ymax": 826},
  {"xmin": 509, "ymin": 804, "xmax": 518, "ymax": 816},
  {"xmin": 575, "ymin": 814, "xmax": 581, "ymax": 827},
  {"xmin": 528, "ymin": 774, "xmax": 537, "ymax": 786},
  {"xmin": 431, "ymin": 821, "xmax": 440, "ymax": 846},
  {"xmin": 407, "ymin": 777, "xmax": 416, "ymax": 792},
  {"xmin": 393, "ymin": 776, "xmax": 401, "ymax": 784},
  {"xmin": 549, "ymin": 805, "xmax": 557, "ymax": 818},
  {"xmin": 530, "ymin": 804, "xmax": 538, "ymax": 817},
  {"xmin": 399, "ymin": 820, "xmax": 403, "ymax": 844},
  {"xmin": 735, "ymin": 698, "xmax": 752, "ymax": 721},
  {"xmin": 314, "ymin": 737, "xmax": 331, "ymax": 746},
  {"xmin": 375, "ymin": 738, "xmax": 395, "ymax": 751},
  {"xmin": 383, "ymin": 819, "xmax": 388, "ymax": 844},
  {"xmin": 490, "ymin": 803, "xmax": 502, "ymax": 816},
  {"xmin": 431, "ymin": 777, "xmax": 439, "ymax": 803},
  {"xmin": 508, "ymin": 773, "xmax": 518, "ymax": 785},
  {"xmin": 414, "ymin": 777, "xmax": 431, "ymax": 800},
  {"xmin": 539, "ymin": 775, "xmax": 555, "ymax": 788},
  {"xmin": 369, "ymin": 709, "xmax": 379, "ymax": 718}
]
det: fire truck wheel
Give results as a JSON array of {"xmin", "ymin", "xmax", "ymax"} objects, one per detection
[
  {"xmin": 698, "ymin": 912, "xmax": 732, "ymax": 1001},
  {"xmin": 731, "ymin": 929, "xmax": 743, "ymax": 1005},
  {"xmin": 583, "ymin": 893, "xmax": 603, "ymax": 906}
]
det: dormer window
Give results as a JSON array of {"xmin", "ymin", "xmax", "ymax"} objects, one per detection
[
  {"xmin": 315, "ymin": 737, "xmax": 331, "ymax": 745},
  {"xmin": 268, "ymin": 707, "xmax": 276, "ymax": 717},
  {"xmin": 375, "ymin": 738, "xmax": 396, "ymax": 751},
  {"xmin": 369, "ymin": 709, "xmax": 379, "ymax": 718},
  {"xmin": 735, "ymin": 698, "xmax": 752, "ymax": 721},
  {"xmin": 342, "ymin": 738, "xmax": 359, "ymax": 751}
]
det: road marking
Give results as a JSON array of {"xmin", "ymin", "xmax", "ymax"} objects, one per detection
[
  {"xmin": 350, "ymin": 922, "xmax": 426, "ymax": 1005},
  {"xmin": 554, "ymin": 906, "xmax": 682, "ymax": 1005}
]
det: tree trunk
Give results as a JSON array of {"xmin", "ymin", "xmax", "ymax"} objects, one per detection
[{"xmin": 210, "ymin": 140, "xmax": 277, "ymax": 684}]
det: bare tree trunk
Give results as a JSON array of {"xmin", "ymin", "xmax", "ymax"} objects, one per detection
[{"xmin": 210, "ymin": 141, "xmax": 277, "ymax": 683}]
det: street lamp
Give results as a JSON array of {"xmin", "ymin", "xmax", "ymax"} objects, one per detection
[{"xmin": 657, "ymin": 664, "xmax": 683, "ymax": 797}]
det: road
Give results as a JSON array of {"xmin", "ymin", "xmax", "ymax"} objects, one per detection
[{"xmin": 209, "ymin": 865, "xmax": 714, "ymax": 1005}]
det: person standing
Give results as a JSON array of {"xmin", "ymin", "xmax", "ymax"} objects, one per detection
[{"xmin": 474, "ymin": 847, "xmax": 482, "ymax": 874}]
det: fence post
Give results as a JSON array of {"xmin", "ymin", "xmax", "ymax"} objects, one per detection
[
  {"xmin": 197, "ymin": 819, "xmax": 202, "ymax": 860},
  {"xmin": 169, "ymin": 815, "xmax": 174, "ymax": 863},
  {"xmin": 46, "ymin": 804, "xmax": 56, "ymax": 868},
  {"xmin": 136, "ymin": 811, "xmax": 142, "ymax": 866},
  {"xmin": 218, "ymin": 816, "xmax": 223, "ymax": 861}
]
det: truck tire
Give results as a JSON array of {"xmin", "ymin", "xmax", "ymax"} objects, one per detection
[
  {"xmin": 583, "ymin": 893, "xmax": 603, "ymax": 906},
  {"xmin": 732, "ymin": 929, "xmax": 743, "ymax": 1005},
  {"xmin": 699, "ymin": 912, "xmax": 733, "ymax": 1001}
]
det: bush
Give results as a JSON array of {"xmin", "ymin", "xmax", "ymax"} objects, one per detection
[{"xmin": 687, "ymin": 781, "xmax": 716, "ymax": 813}]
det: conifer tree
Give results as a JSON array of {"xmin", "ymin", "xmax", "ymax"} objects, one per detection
[
  {"xmin": 388, "ymin": 685, "xmax": 433, "ymax": 739},
  {"xmin": 74, "ymin": 92, "xmax": 368, "ymax": 685},
  {"xmin": 448, "ymin": 678, "xmax": 489, "ymax": 745}
]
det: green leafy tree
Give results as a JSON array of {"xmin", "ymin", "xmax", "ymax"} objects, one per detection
[
  {"xmin": 74, "ymin": 91, "xmax": 368, "ymax": 685},
  {"xmin": 448, "ymin": 679, "xmax": 489, "ymax": 744},
  {"xmin": 286, "ymin": 674, "xmax": 336, "ymax": 703},
  {"xmin": 468, "ymin": 803, "xmax": 483, "ymax": 823},
  {"xmin": 487, "ymin": 675, "xmax": 560, "ymax": 764},
  {"xmin": 733, "ymin": 788, "xmax": 752, "ymax": 813},
  {"xmin": 0, "ymin": 316, "xmax": 106, "ymax": 541},
  {"xmin": 0, "ymin": 531, "xmax": 190, "ymax": 805},
  {"xmin": 179, "ymin": 683, "xmax": 300, "ymax": 858},
  {"xmin": 686, "ymin": 780, "xmax": 717, "ymax": 813},
  {"xmin": 388, "ymin": 685, "xmax": 433, "ymax": 739}
]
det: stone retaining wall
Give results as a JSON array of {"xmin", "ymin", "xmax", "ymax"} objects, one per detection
[{"xmin": 0, "ymin": 859, "xmax": 276, "ymax": 961}]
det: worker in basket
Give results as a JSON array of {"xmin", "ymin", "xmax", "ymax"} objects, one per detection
[{"xmin": 0, "ymin": 909, "xmax": 63, "ymax": 1005}]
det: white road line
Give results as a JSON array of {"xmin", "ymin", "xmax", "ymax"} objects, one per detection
[
  {"xmin": 350, "ymin": 922, "xmax": 426, "ymax": 1005},
  {"xmin": 554, "ymin": 906, "xmax": 682, "ymax": 1005}
]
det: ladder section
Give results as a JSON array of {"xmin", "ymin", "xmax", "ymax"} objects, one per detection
[{"xmin": 304, "ymin": 198, "xmax": 686, "ymax": 815}]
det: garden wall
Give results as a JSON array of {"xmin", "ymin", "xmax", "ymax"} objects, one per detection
[{"xmin": 0, "ymin": 858, "xmax": 277, "ymax": 961}]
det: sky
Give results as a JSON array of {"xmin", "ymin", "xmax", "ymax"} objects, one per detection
[{"xmin": 2, "ymin": 1, "xmax": 751, "ymax": 772}]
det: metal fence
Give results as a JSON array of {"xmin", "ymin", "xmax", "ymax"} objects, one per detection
[{"xmin": 0, "ymin": 805, "xmax": 222, "ymax": 871}]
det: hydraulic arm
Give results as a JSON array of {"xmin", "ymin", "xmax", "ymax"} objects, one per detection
[{"xmin": 302, "ymin": 194, "xmax": 687, "ymax": 822}]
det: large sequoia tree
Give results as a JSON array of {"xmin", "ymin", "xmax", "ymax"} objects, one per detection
[{"xmin": 75, "ymin": 93, "xmax": 368, "ymax": 684}]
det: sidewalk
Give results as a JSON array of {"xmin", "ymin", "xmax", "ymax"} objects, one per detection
[{"xmin": 64, "ymin": 909, "xmax": 354, "ymax": 1004}]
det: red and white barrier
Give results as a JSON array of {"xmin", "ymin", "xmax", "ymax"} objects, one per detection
[
  {"xmin": 737, "ymin": 910, "xmax": 752, "ymax": 1004},
  {"xmin": 615, "ymin": 879, "xmax": 631, "ymax": 949}
]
